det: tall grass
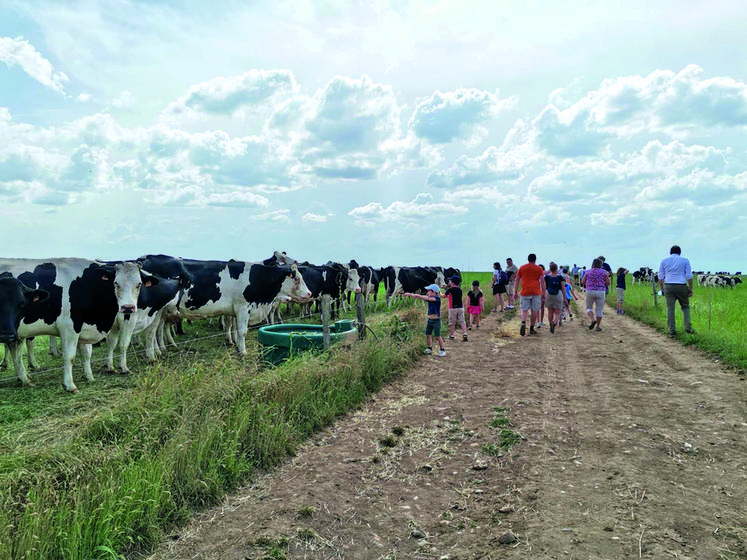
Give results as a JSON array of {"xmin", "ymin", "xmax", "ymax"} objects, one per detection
[
  {"xmin": 612, "ymin": 277, "xmax": 747, "ymax": 370},
  {"xmin": 0, "ymin": 308, "xmax": 422, "ymax": 560}
]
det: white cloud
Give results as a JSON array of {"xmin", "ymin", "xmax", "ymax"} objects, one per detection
[
  {"xmin": 162, "ymin": 69, "xmax": 297, "ymax": 119},
  {"xmin": 409, "ymin": 88, "xmax": 517, "ymax": 144},
  {"xmin": 531, "ymin": 66, "xmax": 747, "ymax": 157},
  {"xmin": 348, "ymin": 192, "xmax": 468, "ymax": 226},
  {"xmin": 426, "ymin": 145, "xmax": 530, "ymax": 189},
  {"xmin": 111, "ymin": 90, "xmax": 134, "ymax": 108},
  {"xmin": 301, "ymin": 212, "xmax": 328, "ymax": 223},
  {"xmin": 0, "ymin": 36, "xmax": 68, "ymax": 93}
]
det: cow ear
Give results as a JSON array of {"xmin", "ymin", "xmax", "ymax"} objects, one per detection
[
  {"xmin": 95, "ymin": 266, "xmax": 116, "ymax": 282},
  {"xmin": 140, "ymin": 270, "xmax": 159, "ymax": 286},
  {"xmin": 24, "ymin": 287, "xmax": 49, "ymax": 305}
]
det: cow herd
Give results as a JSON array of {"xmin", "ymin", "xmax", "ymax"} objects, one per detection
[
  {"xmin": 0, "ymin": 253, "xmax": 458, "ymax": 392},
  {"xmin": 631, "ymin": 266, "xmax": 743, "ymax": 289}
]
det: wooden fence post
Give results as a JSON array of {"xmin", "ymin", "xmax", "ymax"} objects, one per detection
[
  {"xmin": 356, "ymin": 292, "xmax": 366, "ymax": 340},
  {"xmin": 321, "ymin": 295, "xmax": 331, "ymax": 349}
]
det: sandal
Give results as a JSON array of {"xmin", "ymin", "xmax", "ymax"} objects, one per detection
[
  {"xmin": 588, "ymin": 320, "xmax": 597, "ymax": 330},
  {"xmin": 595, "ymin": 326, "xmax": 602, "ymax": 332}
]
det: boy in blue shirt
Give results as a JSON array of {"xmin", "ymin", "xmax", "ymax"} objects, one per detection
[{"xmin": 403, "ymin": 283, "xmax": 446, "ymax": 357}]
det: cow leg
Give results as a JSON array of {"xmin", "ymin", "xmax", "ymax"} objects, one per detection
[
  {"xmin": 117, "ymin": 317, "xmax": 137, "ymax": 374},
  {"xmin": 164, "ymin": 322, "xmax": 176, "ymax": 348},
  {"xmin": 143, "ymin": 316, "xmax": 160, "ymax": 361},
  {"xmin": 60, "ymin": 334, "xmax": 82, "ymax": 392},
  {"xmin": 234, "ymin": 308, "xmax": 249, "ymax": 355},
  {"xmin": 49, "ymin": 335, "xmax": 60, "ymax": 357},
  {"xmin": 26, "ymin": 338, "xmax": 40, "ymax": 370},
  {"xmin": 106, "ymin": 330, "xmax": 119, "ymax": 372},
  {"xmin": 8, "ymin": 340, "xmax": 32, "ymax": 386},
  {"xmin": 79, "ymin": 343, "xmax": 94, "ymax": 383}
]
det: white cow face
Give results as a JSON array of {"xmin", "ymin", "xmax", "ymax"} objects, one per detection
[
  {"xmin": 110, "ymin": 262, "xmax": 157, "ymax": 315},
  {"xmin": 278, "ymin": 267, "xmax": 312, "ymax": 303},
  {"xmin": 346, "ymin": 267, "xmax": 362, "ymax": 293}
]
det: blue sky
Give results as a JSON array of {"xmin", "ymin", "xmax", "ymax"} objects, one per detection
[{"xmin": 1, "ymin": 0, "xmax": 746, "ymax": 272}]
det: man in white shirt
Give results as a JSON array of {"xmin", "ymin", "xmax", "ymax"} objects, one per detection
[{"xmin": 658, "ymin": 245, "xmax": 694, "ymax": 337}]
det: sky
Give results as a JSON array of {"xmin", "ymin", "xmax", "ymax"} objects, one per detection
[{"xmin": 1, "ymin": 0, "xmax": 746, "ymax": 273}]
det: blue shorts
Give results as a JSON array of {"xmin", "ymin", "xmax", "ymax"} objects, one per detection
[{"xmin": 425, "ymin": 318, "xmax": 441, "ymax": 336}]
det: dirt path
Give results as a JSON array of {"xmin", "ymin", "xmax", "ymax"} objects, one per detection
[{"xmin": 146, "ymin": 306, "xmax": 746, "ymax": 560}]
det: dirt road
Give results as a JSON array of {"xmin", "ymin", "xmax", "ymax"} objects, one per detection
[{"xmin": 147, "ymin": 306, "xmax": 746, "ymax": 560}]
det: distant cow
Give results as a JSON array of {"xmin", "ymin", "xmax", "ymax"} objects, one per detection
[
  {"xmin": 298, "ymin": 262, "xmax": 360, "ymax": 318},
  {"xmin": 348, "ymin": 260, "xmax": 381, "ymax": 304},
  {"xmin": 381, "ymin": 266, "xmax": 446, "ymax": 305},
  {"xmin": 0, "ymin": 258, "xmax": 152, "ymax": 392}
]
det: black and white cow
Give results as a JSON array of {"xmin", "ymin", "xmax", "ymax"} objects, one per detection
[
  {"xmin": 0, "ymin": 276, "xmax": 49, "ymax": 357},
  {"xmin": 0, "ymin": 258, "xmax": 152, "ymax": 392},
  {"xmin": 297, "ymin": 261, "xmax": 361, "ymax": 318},
  {"xmin": 632, "ymin": 267, "xmax": 655, "ymax": 284},
  {"xmin": 105, "ymin": 275, "xmax": 181, "ymax": 373},
  {"xmin": 348, "ymin": 260, "xmax": 381, "ymax": 304},
  {"xmin": 176, "ymin": 259, "xmax": 312, "ymax": 354},
  {"xmin": 381, "ymin": 266, "xmax": 446, "ymax": 305}
]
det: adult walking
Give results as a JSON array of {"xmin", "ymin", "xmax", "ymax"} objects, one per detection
[
  {"xmin": 544, "ymin": 262, "xmax": 567, "ymax": 333},
  {"xmin": 581, "ymin": 258, "xmax": 610, "ymax": 331},
  {"xmin": 505, "ymin": 257, "xmax": 518, "ymax": 309},
  {"xmin": 657, "ymin": 245, "xmax": 694, "ymax": 338},
  {"xmin": 514, "ymin": 253, "xmax": 545, "ymax": 336}
]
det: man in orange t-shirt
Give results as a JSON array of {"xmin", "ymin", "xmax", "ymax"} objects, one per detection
[{"xmin": 514, "ymin": 253, "xmax": 546, "ymax": 336}]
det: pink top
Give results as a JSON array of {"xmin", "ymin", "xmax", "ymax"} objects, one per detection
[{"xmin": 584, "ymin": 268, "xmax": 609, "ymax": 291}]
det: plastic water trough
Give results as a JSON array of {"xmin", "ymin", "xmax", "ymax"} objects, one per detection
[{"xmin": 257, "ymin": 319, "xmax": 358, "ymax": 365}]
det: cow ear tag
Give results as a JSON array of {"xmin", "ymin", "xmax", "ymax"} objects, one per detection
[
  {"xmin": 101, "ymin": 275, "xmax": 110, "ymax": 281},
  {"xmin": 145, "ymin": 280, "xmax": 152, "ymax": 287}
]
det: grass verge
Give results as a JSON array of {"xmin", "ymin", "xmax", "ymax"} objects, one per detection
[{"xmin": 0, "ymin": 308, "xmax": 422, "ymax": 560}]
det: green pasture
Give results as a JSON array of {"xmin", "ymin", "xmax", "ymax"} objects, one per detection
[
  {"xmin": 609, "ymin": 276, "xmax": 747, "ymax": 370},
  {"xmin": 0, "ymin": 301, "xmax": 422, "ymax": 560}
]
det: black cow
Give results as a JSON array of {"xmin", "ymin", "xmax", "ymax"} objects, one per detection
[
  {"xmin": 297, "ymin": 261, "xmax": 359, "ymax": 319},
  {"xmin": 348, "ymin": 260, "xmax": 382, "ymax": 304}
]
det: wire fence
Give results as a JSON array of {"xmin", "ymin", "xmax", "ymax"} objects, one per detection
[{"xmin": 0, "ymin": 297, "xmax": 402, "ymax": 388}]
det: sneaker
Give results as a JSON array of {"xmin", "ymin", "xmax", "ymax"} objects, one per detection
[
  {"xmin": 685, "ymin": 328, "xmax": 695, "ymax": 334},
  {"xmin": 550, "ymin": 322, "xmax": 555, "ymax": 333},
  {"xmin": 595, "ymin": 326, "xmax": 602, "ymax": 332},
  {"xmin": 468, "ymin": 326, "xmax": 472, "ymax": 331},
  {"xmin": 520, "ymin": 322, "xmax": 526, "ymax": 336},
  {"xmin": 475, "ymin": 325, "xmax": 480, "ymax": 329},
  {"xmin": 425, "ymin": 347, "xmax": 433, "ymax": 354},
  {"xmin": 588, "ymin": 320, "xmax": 597, "ymax": 330},
  {"xmin": 537, "ymin": 322, "xmax": 545, "ymax": 328},
  {"xmin": 462, "ymin": 333, "xmax": 468, "ymax": 341},
  {"xmin": 448, "ymin": 335, "xmax": 455, "ymax": 340},
  {"xmin": 529, "ymin": 326, "xmax": 537, "ymax": 335},
  {"xmin": 668, "ymin": 332, "xmax": 676, "ymax": 338},
  {"xmin": 438, "ymin": 349, "xmax": 446, "ymax": 357}
]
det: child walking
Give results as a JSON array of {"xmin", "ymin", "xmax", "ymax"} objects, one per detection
[
  {"xmin": 403, "ymin": 284, "xmax": 446, "ymax": 356},
  {"xmin": 444, "ymin": 276, "xmax": 469, "ymax": 341},
  {"xmin": 466, "ymin": 280, "xmax": 484, "ymax": 330},
  {"xmin": 616, "ymin": 267, "xmax": 628, "ymax": 315}
]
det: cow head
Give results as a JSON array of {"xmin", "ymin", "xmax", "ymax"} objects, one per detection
[
  {"xmin": 0, "ymin": 277, "xmax": 48, "ymax": 344},
  {"xmin": 345, "ymin": 266, "xmax": 362, "ymax": 294},
  {"xmin": 98, "ymin": 262, "xmax": 159, "ymax": 315},
  {"xmin": 278, "ymin": 264, "xmax": 312, "ymax": 303}
]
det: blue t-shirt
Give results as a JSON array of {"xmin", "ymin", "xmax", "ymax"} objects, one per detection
[
  {"xmin": 616, "ymin": 272, "xmax": 626, "ymax": 289},
  {"xmin": 427, "ymin": 295, "xmax": 441, "ymax": 317}
]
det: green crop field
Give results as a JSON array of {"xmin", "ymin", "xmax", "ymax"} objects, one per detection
[{"xmin": 609, "ymin": 276, "xmax": 747, "ymax": 370}]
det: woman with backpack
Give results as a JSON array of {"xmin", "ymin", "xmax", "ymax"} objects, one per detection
[
  {"xmin": 544, "ymin": 262, "xmax": 567, "ymax": 333},
  {"xmin": 491, "ymin": 262, "xmax": 508, "ymax": 312}
]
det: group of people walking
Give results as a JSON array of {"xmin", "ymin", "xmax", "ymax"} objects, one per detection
[{"xmin": 404, "ymin": 246, "xmax": 695, "ymax": 355}]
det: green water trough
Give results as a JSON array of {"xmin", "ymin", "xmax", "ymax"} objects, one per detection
[{"xmin": 257, "ymin": 319, "xmax": 358, "ymax": 364}]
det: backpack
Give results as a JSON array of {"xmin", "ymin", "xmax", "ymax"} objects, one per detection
[
  {"xmin": 497, "ymin": 270, "xmax": 508, "ymax": 285},
  {"xmin": 546, "ymin": 274, "xmax": 561, "ymax": 295}
]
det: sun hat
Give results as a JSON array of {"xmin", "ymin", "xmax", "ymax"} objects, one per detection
[{"xmin": 425, "ymin": 284, "xmax": 440, "ymax": 292}]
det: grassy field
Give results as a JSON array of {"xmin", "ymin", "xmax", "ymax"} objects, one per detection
[
  {"xmin": 0, "ymin": 301, "xmax": 422, "ymax": 560},
  {"xmin": 609, "ymin": 276, "xmax": 747, "ymax": 370}
]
